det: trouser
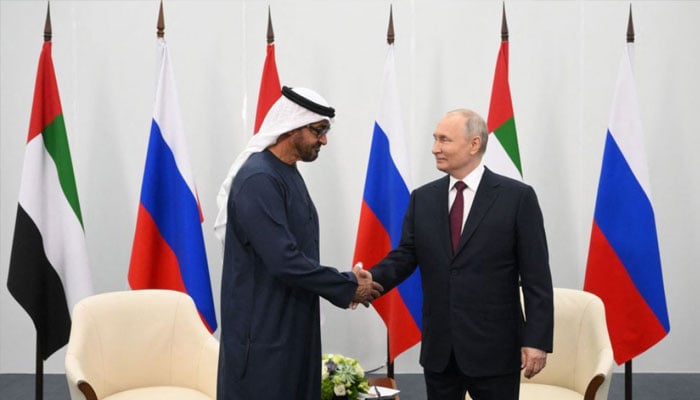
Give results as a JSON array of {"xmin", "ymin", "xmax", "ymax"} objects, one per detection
[{"xmin": 424, "ymin": 352, "xmax": 520, "ymax": 400}]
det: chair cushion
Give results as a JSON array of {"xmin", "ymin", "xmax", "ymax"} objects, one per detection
[
  {"xmin": 104, "ymin": 386, "xmax": 213, "ymax": 400},
  {"xmin": 519, "ymin": 383, "xmax": 583, "ymax": 400}
]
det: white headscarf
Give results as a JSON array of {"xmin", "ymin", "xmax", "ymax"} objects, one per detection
[{"xmin": 214, "ymin": 87, "xmax": 334, "ymax": 243}]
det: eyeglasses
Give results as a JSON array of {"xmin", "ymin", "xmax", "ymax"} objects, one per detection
[{"xmin": 304, "ymin": 123, "xmax": 330, "ymax": 138}]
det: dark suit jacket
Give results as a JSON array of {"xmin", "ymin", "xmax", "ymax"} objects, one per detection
[{"xmin": 371, "ymin": 167, "xmax": 553, "ymax": 377}]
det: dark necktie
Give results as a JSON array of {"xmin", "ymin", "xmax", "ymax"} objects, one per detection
[{"xmin": 449, "ymin": 181, "xmax": 467, "ymax": 254}]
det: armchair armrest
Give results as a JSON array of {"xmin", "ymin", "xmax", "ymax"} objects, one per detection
[
  {"xmin": 77, "ymin": 381, "xmax": 98, "ymax": 400},
  {"xmin": 583, "ymin": 347, "xmax": 614, "ymax": 400},
  {"xmin": 65, "ymin": 354, "xmax": 98, "ymax": 400},
  {"xmin": 196, "ymin": 335, "xmax": 220, "ymax": 398}
]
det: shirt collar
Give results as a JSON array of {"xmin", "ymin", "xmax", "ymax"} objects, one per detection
[{"xmin": 449, "ymin": 161, "xmax": 485, "ymax": 191}]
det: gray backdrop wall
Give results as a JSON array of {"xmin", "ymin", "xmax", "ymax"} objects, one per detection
[{"xmin": 1, "ymin": 0, "xmax": 699, "ymax": 374}]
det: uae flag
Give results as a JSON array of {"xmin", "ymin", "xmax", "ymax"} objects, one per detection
[
  {"xmin": 485, "ymin": 9, "xmax": 522, "ymax": 180},
  {"xmin": 214, "ymin": 7, "xmax": 281, "ymax": 242},
  {"xmin": 253, "ymin": 7, "xmax": 281, "ymax": 134},
  {"xmin": 7, "ymin": 40, "xmax": 93, "ymax": 360}
]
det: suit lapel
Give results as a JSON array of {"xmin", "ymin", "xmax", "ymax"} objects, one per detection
[
  {"xmin": 429, "ymin": 176, "xmax": 453, "ymax": 257},
  {"xmin": 456, "ymin": 168, "xmax": 500, "ymax": 254}
]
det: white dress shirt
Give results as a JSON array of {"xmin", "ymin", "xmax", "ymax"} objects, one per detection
[{"xmin": 448, "ymin": 162, "xmax": 485, "ymax": 233}]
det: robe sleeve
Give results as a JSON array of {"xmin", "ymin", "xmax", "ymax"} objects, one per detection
[{"xmin": 230, "ymin": 172, "xmax": 357, "ymax": 308}]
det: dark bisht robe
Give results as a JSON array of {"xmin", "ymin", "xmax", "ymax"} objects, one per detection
[{"xmin": 217, "ymin": 150, "xmax": 357, "ymax": 400}]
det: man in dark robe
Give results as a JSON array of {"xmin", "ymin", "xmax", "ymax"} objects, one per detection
[{"xmin": 216, "ymin": 87, "xmax": 382, "ymax": 400}]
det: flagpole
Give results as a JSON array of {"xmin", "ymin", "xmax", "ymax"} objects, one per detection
[
  {"xmin": 35, "ymin": 334, "xmax": 43, "ymax": 400},
  {"xmin": 624, "ymin": 7, "xmax": 634, "ymax": 400},
  {"xmin": 251, "ymin": 5, "xmax": 281, "ymax": 134},
  {"xmin": 33, "ymin": 4, "xmax": 53, "ymax": 400},
  {"xmin": 385, "ymin": 5, "xmax": 395, "ymax": 380},
  {"xmin": 625, "ymin": 359, "xmax": 632, "ymax": 400}
]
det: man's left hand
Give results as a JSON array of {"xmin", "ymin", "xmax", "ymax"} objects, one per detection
[{"xmin": 521, "ymin": 347, "xmax": 547, "ymax": 379}]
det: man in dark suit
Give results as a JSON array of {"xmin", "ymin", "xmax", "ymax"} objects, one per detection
[{"xmin": 369, "ymin": 109, "xmax": 553, "ymax": 400}]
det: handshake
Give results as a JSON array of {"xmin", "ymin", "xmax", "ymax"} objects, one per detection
[{"xmin": 350, "ymin": 263, "xmax": 384, "ymax": 310}]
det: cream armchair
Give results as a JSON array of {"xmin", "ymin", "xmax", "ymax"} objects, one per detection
[
  {"xmin": 518, "ymin": 288, "xmax": 613, "ymax": 400},
  {"xmin": 467, "ymin": 288, "xmax": 614, "ymax": 400},
  {"xmin": 65, "ymin": 289, "xmax": 219, "ymax": 400}
]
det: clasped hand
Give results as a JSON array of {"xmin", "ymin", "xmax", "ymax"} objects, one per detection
[{"xmin": 350, "ymin": 263, "xmax": 383, "ymax": 309}]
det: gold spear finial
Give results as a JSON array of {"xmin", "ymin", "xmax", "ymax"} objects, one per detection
[
  {"xmin": 267, "ymin": 6, "xmax": 275, "ymax": 44},
  {"xmin": 44, "ymin": 1, "xmax": 52, "ymax": 42},
  {"xmin": 157, "ymin": 0, "xmax": 165, "ymax": 38},
  {"xmin": 387, "ymin": 5, "xmax": 395, "ymax": 45},
  {"xmin": 501, "ymin": 2, "xmax": 509, "ymax": 42},
  {"xmin": 626, "ymin": 4, "xmax": 634, "ymax": 43}
]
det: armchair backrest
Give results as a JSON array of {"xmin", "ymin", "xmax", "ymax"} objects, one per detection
[{"xmin": 65, "ymin": 289, "xmax": 218, "ymax": 399}]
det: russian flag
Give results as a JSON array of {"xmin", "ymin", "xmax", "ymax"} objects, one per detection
[
  {"xmin": 584, "ymin": 43, "xmax": 669, "ymax": 364},
  {"xmin": 353, "ymin": 45, "xmax": 421, "ymax": 362},
  {"xmin": 129, "ymin": 39, "xmax": 217, "ymax": 332}
]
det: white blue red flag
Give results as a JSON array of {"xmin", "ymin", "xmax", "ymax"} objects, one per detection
[
  {"xmin": 353, "ymin": 45, "xmax": 420, "ymax": 361},
  {"xmin": 129, "ymin": 38, "xmax": 217, "ymax": 332},
  {"xmin": 584, "ymin": 43, "xmax": 669, "ymax": 364}
]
